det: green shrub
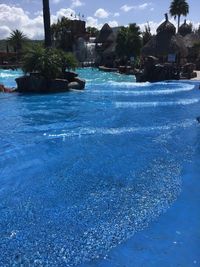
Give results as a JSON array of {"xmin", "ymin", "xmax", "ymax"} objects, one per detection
[{"xmin": 22, "ymin": 47, "xmax": 77, "ymax": 80}]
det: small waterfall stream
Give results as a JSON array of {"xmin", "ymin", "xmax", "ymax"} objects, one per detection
[
  {"xmin": 74, "ymin": 37, "xmax": 96, "ymax": 66},
  {"xmin": 84, "ymin": 37, "xmax": 96, "ymax": 66}
]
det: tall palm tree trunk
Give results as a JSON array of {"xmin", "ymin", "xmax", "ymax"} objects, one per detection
[
  {"xmin": 177, "ymin": 15, "xmax": 181, "ymax": 32},
  {"xmin": 43, "ymin": 0, "xmax": 52, "ymax": 47}
]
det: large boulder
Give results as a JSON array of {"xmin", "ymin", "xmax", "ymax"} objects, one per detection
[
  {"xmin": 63, "ymin": 71, "xmax": 78, "ymax": 82},
  {"xmin": 48, "ymin": 79, "xmax": 69, "ymax": 92},
  {"xmin": 68, "ymin": 77, "xmax": 86, "ymax": 90},
  {"xmin": 15, "ymin": 76, "xmax": 69, "ymax": 93},
  {"xmin": 15, "ymin": 76, "xmax": 31, "ymax": 92},
  {"xmin": 15, "ymin": 72, "xmax": 85, "ymax": 93},
  {"xmin": 136, "ymin": 59, "xmax": 180, "ymax": 82},
  {"xmin": 73, "ymin": 77, "xmax": 85, "ymax": 89},
  {"xmin": 29, "ymin": 76, "xmax": 47, "ymax": 92},
  {"xmin": 16, "ymin": 76, "xmax": 47, "ymax": 93}
]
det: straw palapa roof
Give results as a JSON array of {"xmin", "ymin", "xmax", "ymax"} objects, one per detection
[
  {"xmin": 142, "ymin": 14, "xmax": 188, "ymax": 58},
  {"xmin": 142, "ymin": 34, "xmax": 188, "ymax": 57},
  {"xmin": 179, "ymin": 20, "xmax": 192, "ymax": 36},
  {"xmin": 95, "ymin": 23, "xmax": 113, "ymax": 43},
  {"xmin": 157, "ymin": 14, "xmax": 176, "ymax": 35}
]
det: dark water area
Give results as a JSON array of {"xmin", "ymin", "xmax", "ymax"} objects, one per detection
[{"xmin": 0, "ymin": 68, "xmax": 200, "ymax": 266}]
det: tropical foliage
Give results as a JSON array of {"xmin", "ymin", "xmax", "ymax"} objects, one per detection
[
  {"xmin": 142, "ymin": 23, "xmax": 153, "ymax": 46},
  {"xmin": 116, "ymin": 23, "xmax": 142, "ymax": 60},
  {"xmin": 7, "ymin": 29, "xmax": 28, "ymax": 52},
  {"xmin": 169, "ymin": 0, "xmax": 189, "ymax": 32},
  {"xmin": 86, "ymin": 27, "xmax": 99, "ymax": 37},
  {"xmin": 51, "ymin": 17, "xmax": 73, "ymax": 51},
  {"xmin": 22, "ymin": 47, "xmax": 77, "ymax": 80}
]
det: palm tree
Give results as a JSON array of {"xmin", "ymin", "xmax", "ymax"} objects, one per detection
[
  {"xmin": 7, "ymin": 29, "xmax": 27, "ymax": 53},
  {"xmin": 169, "ymin": 0, "xmax": 189, "ymax": 32},
  {"xmin": 43, "ymin": 0, "xmax": 52, "ymax": 47},
  {"xmin": 142, "ymin": 23, "xmax": 152, "ymax": 46},
  {"xmin": 51, "ymin": 17, "xmax": 73, "ymax": 51},
  {"xmin": 116, "ymin": 23, "xmax": 142, "ymax": 61}
]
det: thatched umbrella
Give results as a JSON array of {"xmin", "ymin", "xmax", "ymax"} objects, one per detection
[
  {"xmin": 179, "ymin": 20, "xmax": 192, "ymax": 36},
  {"xmin": 157, "ymin": 13, "xmax": 176, "ymax": 35},
  {"xmin": 142, "ymin": 14, "xmax": 188, "ymax": 61},
  {"xmin": 142, "ymin": 34, "xmax": 188, "ymax": 58}
]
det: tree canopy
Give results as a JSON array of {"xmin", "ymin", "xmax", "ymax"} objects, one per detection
[
  {"xmin": 22, "ymin": 47, "xmax": 77, "ymax": 79},
  {"xmin": 116, "ymin": 23, "xmax": 142, "ymax": 60},
  {"xmin": 142, "ymin": 23, "xmax": 153, "ymax": 46},
  {"xmin": 7, "ymin": 29, "xmax": 28, "ymax": 53},
  {"xmin": 169, "ymin": 0, "xmax": 189, "ymax": 32},
  {"xmin": 86, "ymin": 27, "xmax": 99, "ymax": 37},
  {"xmin": 51, "ymin": 17, "xmax": 73, "ymax": 51}
]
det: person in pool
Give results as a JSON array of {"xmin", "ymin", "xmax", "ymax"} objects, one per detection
[{"xmin": 0, "ymin": 84, "xmax": 15, "ymax": 93}]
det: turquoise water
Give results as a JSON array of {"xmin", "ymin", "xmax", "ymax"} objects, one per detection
[{"xmin": 0, "ymin": 68, "xmax": 200, "ymax": 266}]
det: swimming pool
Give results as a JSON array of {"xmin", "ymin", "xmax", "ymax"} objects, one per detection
[{"xmin": 0, "ymin": 68, "xmax": 200, "ymax": 266}]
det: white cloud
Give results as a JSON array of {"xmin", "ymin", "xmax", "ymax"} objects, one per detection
[
  {"xmin": 0, "ymin": 4, "xmax": 77, "ymax": 39},
  {"xmin": 108, "ymin": 20, "xmax": 119, "ymax": 28},
  {"xmin": 0, "ymin": 4, "xmax": 112, "ymax": 39},
  {"xmin": 34, "ymin": 10, "xmax": 43, "ymax": 16},
  {"xmin": 94, "ymin": 8, "xmax": 109, "ymax": 19},
  {"xmin": 0, "ymin": 25, "xmax": 11, "ymax": 39},
  {"xmin": 52, "ymin": 8, "xmax": 76, "ymax": 21},
  {"xmin": 114, "ymin": 12, "xmax": 120, "ymax": 17},
  {"xmin": 192, "ymin": 22, "xmax": 200, "ymax": 30},
  {"xmin": 139, "ymin": 18, "xmax": 176, "ymax": 35},
  {"xmin": 70, "ymin": 0, "xmax": 84, "ymax": 9},
  {"xmin": 121, "ymin": 3, "xmax": 153, "ymax": 12},
  {"xmin": 86, "ymin": 16, "xmax": 103, "ymax": 29},
  {"xmin": 0, "ymin": 4, "xmax": 44, "ymax": 39},
  {"xmin": 120, "ymin": 5, "xmax": 133, "ymax": 12},
  {"xmin": 86, "ymin": 17, "xmax": 118, "ymax": 30},
  {"xmin": 138, "ymin": 3, "xmax": 150, "ymax": 10},
  {"xmin": 139, "ymin": 21, "xmax": 160, "ymax": 34}
]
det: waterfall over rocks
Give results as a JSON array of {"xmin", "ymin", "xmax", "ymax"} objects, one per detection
[
  {"xmin": 74, "ymin": 37, "xmax": 96, "ymax": 66},
  {"xmin": 84, "ymin": 37, "xmax": 96, "ymax": 66}
]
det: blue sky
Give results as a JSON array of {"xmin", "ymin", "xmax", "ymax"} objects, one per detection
[{"xmin": 0, "ymin": 0, "xmax": 199, "ymax": 39}]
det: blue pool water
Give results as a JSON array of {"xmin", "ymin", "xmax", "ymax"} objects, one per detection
[{"xmin": 0, "ymin": 68, "xmax": 200, "ymax": 267}]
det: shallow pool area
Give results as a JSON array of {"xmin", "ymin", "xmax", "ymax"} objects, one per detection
[{"xmin": 0, "ymin": 68, "xmax": 200, "ymax": 266}]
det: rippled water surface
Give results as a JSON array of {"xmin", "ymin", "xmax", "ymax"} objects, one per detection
[{"xmin": 0, "ymin": 68, "xmax": 200, "ymax": 266}]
